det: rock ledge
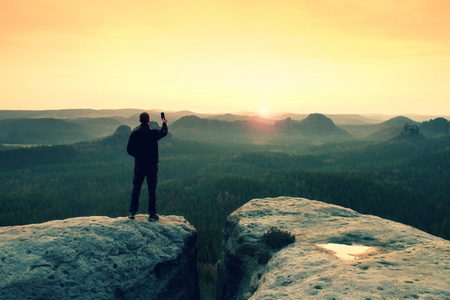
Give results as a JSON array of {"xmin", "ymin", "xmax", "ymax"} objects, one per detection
[
  {"xmin": 0, "ymin": 215, "xmax": 199, "ymax": 300},
  {"xmin": 217, "ymin": 197, "xmax": 450, "ymax": 299}
]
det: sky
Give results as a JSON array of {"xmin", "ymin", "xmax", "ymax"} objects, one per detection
[{"xmin": 1, "ymin": 0, "xmax": 450, "ymax": 116}]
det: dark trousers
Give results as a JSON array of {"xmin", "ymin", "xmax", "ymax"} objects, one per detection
[{"xmin": 130, "ymin": 164, "xmax": 158, "ymax": 215}]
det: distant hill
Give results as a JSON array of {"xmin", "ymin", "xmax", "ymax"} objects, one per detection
[
  {"xmin": 327, "ymin": 114, "xmax": 384, "ymax": 125},
  {"xmin": 0, "ymin": 118, "xmax": 89, "ymax": 144},
  {"xmin": 206, "ymin": 113, "xmax": 275, "ymax": 125},
  {"xmin": 171, "ymin": 114, "xmax": 352, "ymax": 142},
  {"xmin": 379, "ymin": 116, "xmax": 417, "ymax": 128},
  {"xmin": 274, "ymin": 114, "xmax": 351, "ymax": 140},
  {"xmin": 0, "ymin": 109, "xmax": 143, "ymax": 120},
  {"xmin": 2, "ymin": 110, "xmax": 448, "ymax": 145},
  {"xmin": 67, "ymin": 118, "xmax": 122, "ymax": 138},
  {"xmin": 276, "ymin": 113, "xmax": 386, "ymax": 125},
  {"xmin": 366, "ymin": 116, "xmax": 449, "ymax": 141},
  {"xmin": 0, "ymin": 109, "xmax": 195, "ymax": 124},
  {"xmin": 0, "ymin": 117, "xmax": 125, "ymax": 145},
  {"xmin": 420, "ymin": 117, "xmax": 449, "ymax": 137},
  {"xmin": 172, "ymin": 115, "xmax": 261, "ymax": 133},
  {"xmin": 170, "ymin": 115, "xmax": 274, "ymax": 143},
  {"xmin": 365, "ymin": 116, "xmax": 417, "ymax": 142}
]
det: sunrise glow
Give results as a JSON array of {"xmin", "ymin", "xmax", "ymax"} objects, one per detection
[{"xmin": 1, "ymin": 1, "xmax": 449, "ymax": 115}]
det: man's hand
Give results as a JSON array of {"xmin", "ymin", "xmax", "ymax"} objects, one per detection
[{"xmin": 162, "ymin": 118, "xmax": 168, "ymax": 123}]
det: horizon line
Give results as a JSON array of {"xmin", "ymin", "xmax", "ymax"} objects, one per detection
[{"xmin": 1, "ymin": 107, "xmax": 449, "ymax": 118}]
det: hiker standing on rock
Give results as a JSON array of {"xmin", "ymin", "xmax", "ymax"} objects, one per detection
[{"xmin": 127, "ymin": 112, "xmax": 168, "ymax": 221}]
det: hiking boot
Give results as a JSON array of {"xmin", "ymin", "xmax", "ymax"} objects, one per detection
[
  {"xmin": 148, "ymin": 214, "xmax": 160, "ymax": 221},
  {"xmin": 128, "ymin": 213, "xmax": 135, "ymax": 219}
]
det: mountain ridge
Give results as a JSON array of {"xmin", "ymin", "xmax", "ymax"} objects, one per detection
[
  {"xmin": 171, "ymin": 113, "xmax": 352, "ymax": 142},
  {"xmin": 1, "ymin": 109, "xmax": 449, "ymax": 145},
  {"xmin": 274, "ymin": 113, "xmax": 352, "ymax": 139},
  {"xmin": 2, "ymin": 108, "xmax": 449, "ymax": 123}
]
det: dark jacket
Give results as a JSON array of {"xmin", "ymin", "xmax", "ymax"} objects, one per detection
[{"xmin": 127, "ymin": 123, "xmax": 168, "ymax": 165}]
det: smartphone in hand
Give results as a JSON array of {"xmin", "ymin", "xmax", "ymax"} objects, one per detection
[{"xmin": 161, "ymin": 112, "xmax": 165, "ymax": 120}]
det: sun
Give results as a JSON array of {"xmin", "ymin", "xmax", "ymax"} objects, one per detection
[{"xmin": 259, "ymin": 107, "xmax": 269, "ymax": 117}]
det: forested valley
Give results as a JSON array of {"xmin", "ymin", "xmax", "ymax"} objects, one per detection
[{"xmin": 1, "ymin": 113, "xmax": 450, "ymax": 298}]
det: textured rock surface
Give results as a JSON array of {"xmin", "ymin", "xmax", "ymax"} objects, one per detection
[
  {"xmin": 217, "ymin": 197, "xmax": 450, "ymax": 299},
  {"xmin": 0, "ymin": 215, "xmax": 199, "ymax": 300}
]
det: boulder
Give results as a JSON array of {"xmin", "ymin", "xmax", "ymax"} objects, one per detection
[
  {"xmin": 0, "ymin": 215, "xmax": 199, "ymax": 300},
  {"xmin": 217, "ymin": 197, "xmax": 450, "ymax": 299}
]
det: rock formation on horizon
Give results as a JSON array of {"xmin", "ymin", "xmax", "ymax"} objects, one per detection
[
  {"xmin": 274, "ymin": 114, "xmax": 351, "ymax": 140},
  {"xmin": 0, "ymin": 215, "xmax": 199, "ymax": 300},
  {"xmin": 217, "ymin": 197, "xmax": 450, "ymax": 299},
  {"xmin": 420, "ymin": 117, "xmax": 450, "ymax": 137}
]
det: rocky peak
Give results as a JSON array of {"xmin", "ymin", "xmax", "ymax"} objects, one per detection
[
  {"xmin": 217, "ymin": 197, "xmax": 450, "ymax": 299},
  {"xmin": 0, "ymin": 215, "xmax": 199, "ymax": 300},
  {"xmin": 420, "ymin": 117, "xmax": 449, "ymax": 137},
  {"xmin": 299, "ymin": 113, "xmax": 336, "ymax": 130},
  {"xmin": 274, "ymin": 114, "xmax": 350, "ymax": 139},
  {"xmin": 403, "ymin": 123, "xmax": 420, "ymax": 136},
  {"xmin": 113, "ymin": 124, "xmax": 132, "ymax": 137}
]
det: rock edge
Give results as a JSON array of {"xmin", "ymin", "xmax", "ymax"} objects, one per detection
[
  {"xmin": 217, "ymin": 197, "xmax": 450, "ymax": 299},
  {"xmin": 0, "ymin": 215, "xmax": 199, "ymax": 300}
]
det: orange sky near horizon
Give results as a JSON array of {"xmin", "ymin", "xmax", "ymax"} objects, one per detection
[{"xmin": 1, "ymin": 0, "xmax": 449, "ymax": 115}]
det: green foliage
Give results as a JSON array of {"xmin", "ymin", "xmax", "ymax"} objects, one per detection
[
  {"xmin": 262, "ymin": 227, "xmax": 296, "ymax": 249},
  {"xmin": 1, "ymin": 132, "xmax": 449, "ymax": 264},
  {"xmin": 1, "ymin": 128, "xmax": 449, "ymax": 300}
]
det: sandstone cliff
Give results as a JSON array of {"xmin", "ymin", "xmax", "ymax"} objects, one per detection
[
  {"xmin": 0, "ymin": 215, "xmax": 199, "ymax": 300},
  {"xmin": 217, "ymin": 197, "xmax": 450, "ymax": 299}
]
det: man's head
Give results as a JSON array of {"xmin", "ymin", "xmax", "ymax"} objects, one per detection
[{"xmin": 139, "ymin": 112, "xmax": 150, "ymax": 124}]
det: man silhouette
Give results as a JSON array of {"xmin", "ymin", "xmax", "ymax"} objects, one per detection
[{"xmin": 127, "ymin": 112, "xmax": 168, "ymax": 221}]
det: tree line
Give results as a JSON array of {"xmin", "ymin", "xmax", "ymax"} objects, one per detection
[{"xmin": 1, "ymin": 135, "xmax": 449, "ymax": 256}]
